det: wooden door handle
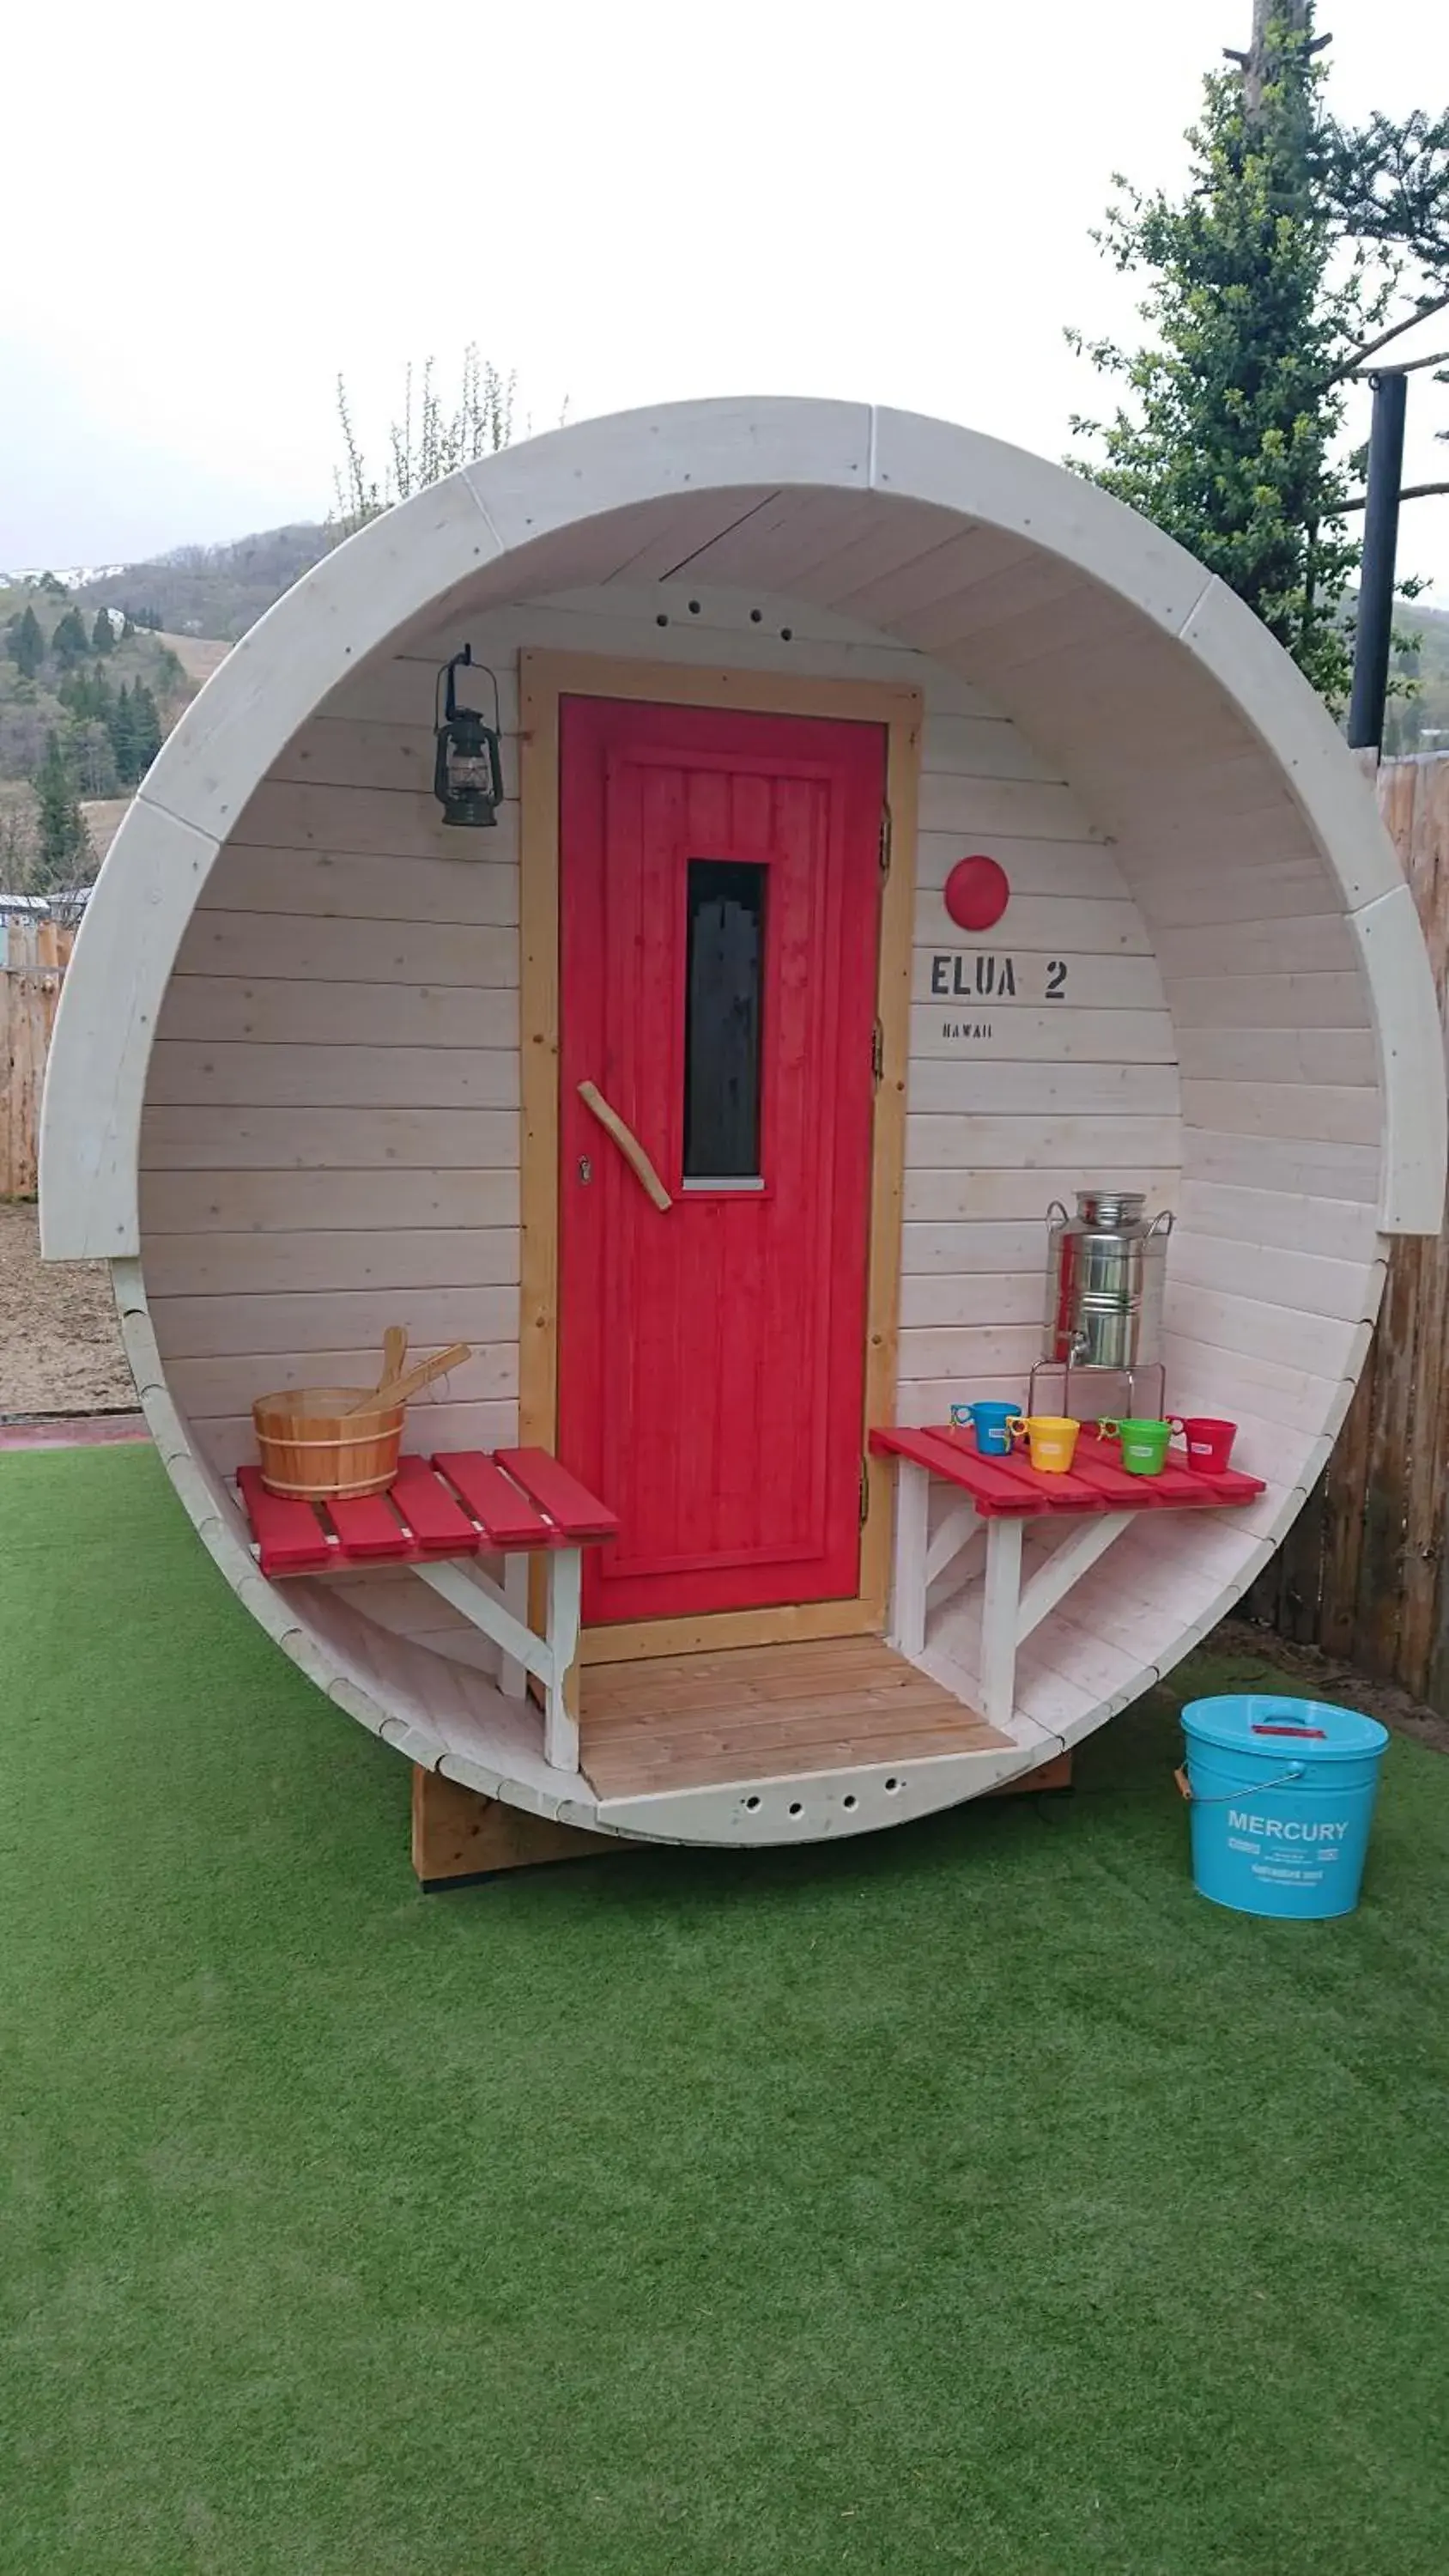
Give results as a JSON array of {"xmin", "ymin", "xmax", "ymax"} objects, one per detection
[{"xmin": 577, "ymin": 1081, "xmax": 672, "ymax": 1212}]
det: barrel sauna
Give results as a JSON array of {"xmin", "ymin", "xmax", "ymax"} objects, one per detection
[{"xmin": 40, "ymin": 400, "xmax": 1446, "ymax": 1863}]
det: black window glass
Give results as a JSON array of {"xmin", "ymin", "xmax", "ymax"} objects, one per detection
[{"xmin": 683, "ymin": 860, "xmax": 766, "ymax": 1180}]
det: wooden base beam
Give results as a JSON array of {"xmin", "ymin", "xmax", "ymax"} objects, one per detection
[
  {"xmin": 410, "ymin": 1766, "xmax": 621, "ymax": 1890},
  {"xmin": 411, "ymin": 1743, "xmax": 1072, "ymax": 1886},
  {"xmin": 987, "ymin": 1750, "xmax": 1074, "ymax": 1795}
]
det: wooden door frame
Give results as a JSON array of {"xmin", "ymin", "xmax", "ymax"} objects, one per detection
[{"xmin": 518, "ymin": 647, "xmax": 921, "ymax": 1664}]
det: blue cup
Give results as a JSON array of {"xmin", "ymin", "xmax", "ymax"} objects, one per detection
[{"xmin": 951, "ymin": 1399, "xmax": 1021, "ymax": 1457}]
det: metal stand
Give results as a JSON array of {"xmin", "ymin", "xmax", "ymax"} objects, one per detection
[{"xmin": 1028, "ymin": 1357, "xmax": 1167, "ymax": 1426}]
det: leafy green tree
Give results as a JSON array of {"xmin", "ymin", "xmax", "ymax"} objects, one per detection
[
  {"xmin": 48, "ymin": 605, "xmax": 91, "ymax": 671},
  {"xmin": 1070, "ymin": 3, "xmax": 1449, "ymax": 702},
  {"xmin": 31, "ymin": 732, "xmax": 93, "ymax": 885},
  {"xmin": 92, "ymin": 607, "xmax": 116, "ymax": 655},
  {"xmin": 8, "ymin": 605, "xmax": 45, "ymax": 680}
]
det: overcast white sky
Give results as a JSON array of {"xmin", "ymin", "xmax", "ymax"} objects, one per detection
[{"xmin": 3, "ymin": 0, "xmax": 1447, "ymax": 594}]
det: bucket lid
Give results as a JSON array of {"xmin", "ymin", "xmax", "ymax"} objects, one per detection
[{"xmin": 1182, "ymin": 1694, "xmax": 1388, "ymax": 1758}]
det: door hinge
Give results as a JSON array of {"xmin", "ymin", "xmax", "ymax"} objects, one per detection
[
  {"xmin": 879, "ymin": 804, "xmax": 893, "ymax": 875},
  {"xmin": 860, "ymin": 1457, "xmax": 871, "ymax": 1526},
  {"xmin": 871, "ymin": 1018, "xmax": 885, "ymax": 1086}
]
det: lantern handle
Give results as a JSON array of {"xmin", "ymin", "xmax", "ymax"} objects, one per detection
[{"xmin": 437, "ymin": 643, "xmax": 501, "ymax": 735}]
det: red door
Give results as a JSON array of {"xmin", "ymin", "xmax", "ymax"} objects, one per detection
[{"xmin": 557, "ymin": 696, "xmax": 884, "ymax": 1629}]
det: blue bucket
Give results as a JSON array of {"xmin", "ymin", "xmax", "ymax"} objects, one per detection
[{"xmin": 1179, "ymin": 1695, "xmax": 1389, "ymax": 1921}]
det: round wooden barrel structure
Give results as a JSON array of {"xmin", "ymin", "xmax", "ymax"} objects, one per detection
[{"xmin": 40, "ymin": 398, "xmax": 1446, "ymax": 1850}]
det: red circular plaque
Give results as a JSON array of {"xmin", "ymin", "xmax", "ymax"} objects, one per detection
[{"xmin": 943, "ymin": 854, "xmax": 1010, "ymax": 933}]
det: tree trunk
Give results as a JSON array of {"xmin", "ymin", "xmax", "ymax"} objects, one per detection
[{"xmin": 1229, "ymin": 0, "xmax": 1317, "ymax": 131}]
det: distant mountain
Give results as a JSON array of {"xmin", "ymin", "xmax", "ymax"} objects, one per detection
[
  {"xmin": 76, "ymin": 525, "xmax": 333, "ymax": 644},
  {"xmin": 1382, "ymin": 597, "xmax": 1449, "ymax": 757},
  {"xmin": 3, "ymin": 563, "xmax": 129, "ymax": 587}
]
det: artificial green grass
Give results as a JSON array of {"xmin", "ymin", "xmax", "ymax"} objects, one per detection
[{"xmin": 2, "ymin": 1444, "xmax": 1447, "ymax": 2575}]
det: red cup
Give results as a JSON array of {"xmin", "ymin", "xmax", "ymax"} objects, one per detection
[{"xmin": 1171, "ymin": 1415, "xmax": 1237, "ymax": 1473}]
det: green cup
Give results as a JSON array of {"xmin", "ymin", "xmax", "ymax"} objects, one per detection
[{"xmin": 1100, "ymin": 1416, "xmax": 1172, "ymax": 1476}]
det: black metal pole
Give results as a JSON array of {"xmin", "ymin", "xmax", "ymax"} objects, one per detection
[{"xmin": 1347, "ymin": 371, "xmax": 1408, "ymax": 754}]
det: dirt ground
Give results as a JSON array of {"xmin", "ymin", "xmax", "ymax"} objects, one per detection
[
  {"xmin": 1210, "ymin": 1616, "xmax": 1449, "ymax": 1757},
  {"xmin": 0, "ymin": 1201, "xmax": 134, "ymax": 1413}
]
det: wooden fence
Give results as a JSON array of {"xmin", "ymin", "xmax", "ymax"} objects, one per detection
[
  {"xmin": 1244, "ymin": 754, "xmax": 1449, "ymax": 1708},
  {"xmin": 0, "ymin": 919, "xmax": 72, "ymax": 1199}
]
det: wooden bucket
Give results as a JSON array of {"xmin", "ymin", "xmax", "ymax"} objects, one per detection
[{"xmin": 252, "ymin": 1387, "xmax": 406, "ymax": 1501}]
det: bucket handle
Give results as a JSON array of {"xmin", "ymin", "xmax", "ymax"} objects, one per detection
[{"xmin": 1175, "ymin": 1763, "xmax": 1307, "ymax": 1804}]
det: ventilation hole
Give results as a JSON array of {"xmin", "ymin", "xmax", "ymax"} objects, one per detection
[
  {"xmin": 656, "ymin": 612, "xmax": 670, "ymax": 627},
  {"xmin": 749, "ymin": 608, "xmax": 763, "ymax": 623},
  {"xmin": 688, "ymin": 598, "xmax": 701, "ymax": 614},
  {"xmin": 884, "ymin": 1776, "xmax": 900, "ymax": 1793},
  {"xmin": 788, "ymin": 1801, "xmax": 803, "ymax": 1817},
  {"xmin": 779, "ymin": 626, "xmax": 793, "ymax": 641},
  {"xmin": 744, "ymin": 1795, "xmax": 761, "ymax": 1812},
  {"xmin": 842, "ymin": 1794, "xmax": 858, "ymax": 1812}
]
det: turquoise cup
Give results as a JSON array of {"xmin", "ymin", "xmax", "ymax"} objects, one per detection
[{"xmin": 951, "ymin": 1399, "xmax": 1021, "ymax": 1457}]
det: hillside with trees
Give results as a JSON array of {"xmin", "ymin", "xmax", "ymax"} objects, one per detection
[
  {"xmin": 76, "ymin": 524, "xmax": 332, "ymax": 645},
  {"xmin": 0, "ymin": 579, "xmax": 197, "ymax": 896}
]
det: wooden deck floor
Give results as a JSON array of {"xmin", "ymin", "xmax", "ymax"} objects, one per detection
[{"xmin": 578, "ymin": 1633, "xmax": 1009, "ymax": 1800}]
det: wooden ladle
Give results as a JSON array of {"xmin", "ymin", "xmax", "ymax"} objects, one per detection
[
  {"xmin": 375, "ymin": 1325, "xmax": 408, "ymax": 1394},
  {"xmin": 347, "ymin": 1341, "xmax": 471, "ymax": 1416}
]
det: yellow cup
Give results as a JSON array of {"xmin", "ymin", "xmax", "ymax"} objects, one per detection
[{"xmin": 1007, "ymin": 1413, "xmax": 1080, "ymax": 1474}]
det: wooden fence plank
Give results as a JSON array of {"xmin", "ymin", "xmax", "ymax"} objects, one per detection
[
  {"xmin": 1247, "ymin": 757, "xmax": 1449, "ymax": 1711},
  {"xmin": 0, "ymin": 922, "xmax": 74, "ymax": 1197}
]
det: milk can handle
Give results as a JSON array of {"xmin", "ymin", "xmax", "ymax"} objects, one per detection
[
  {"xmin": 1045, "ymin": 1199, "xmax": 1069, "ymax": 1230},
  {"xmin": 1149, "ymin": 1210, "xmax": 1174, "ymax": 1238}
]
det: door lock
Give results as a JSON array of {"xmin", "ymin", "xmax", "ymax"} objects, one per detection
[{"xmin": 578, "ymin": 1155, "xmax": 593, "ymax": 1184}]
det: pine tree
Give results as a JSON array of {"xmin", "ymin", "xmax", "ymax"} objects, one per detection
[
  {"xmin": 109, "ymin": 683, "xmax": 139, "ymax": 785},
  {"xmin": 130, "ymin": 682, "xmax": 163, "ymax": 775},
  {"xmin": 8, "ymin": 604, "xmax": 45, "ymax": 681},
  {"xmin": 92, "ymin": 607, "xmax": 116, "ymax": 655},
  {"xmin": 1070, "ymin": 4, "xmax": 1449, "ymax": 703},
  {"xmin": 32, "ymin": 732, "xmax": 93, "ymax": 887},
  {"xmin": 49, "ymin": 605, "xmax": 92, "ymax": 672},
  {"xmin": 1070, "ymin": 8, "xmax": 1355, "ymax": 697}
]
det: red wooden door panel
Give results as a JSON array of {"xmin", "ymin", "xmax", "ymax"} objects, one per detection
[{"xmin": 557, "ymin": 696, "xmax": 884, "ymax": 1628}]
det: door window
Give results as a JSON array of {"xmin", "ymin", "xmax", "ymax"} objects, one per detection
[{"xmin": 682, "ymin": 858, "xmax": 766, "ymax": 1188}]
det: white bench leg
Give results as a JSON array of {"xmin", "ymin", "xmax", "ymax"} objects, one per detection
[
  {"xmin": 980, "ymin": 1518, "xmax": 1024, "ymax": 1728},
  {"xmin": 888, "ymin": 1461, "xmax": 931, "ymax": 1658},
  {"xmin": 499, "ymin": 1552, "xmax": 530, "ymax": 1700},
  {"xmin": 543, "ymin": 1547, "xmax": 582, "ymax": 1774}
]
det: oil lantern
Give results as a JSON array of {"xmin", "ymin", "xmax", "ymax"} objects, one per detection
[{"xmin": 433, "ymin": 645, "xmax": 504, "ymax": 828}]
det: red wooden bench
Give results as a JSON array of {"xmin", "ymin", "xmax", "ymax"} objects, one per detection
[
  {"xmin": 869, "ymin": 1424, "xmax": 1266, "ymax": 1726},
  {"xmin": 237, "ymin": 1448, "xmax": 617, "ymax": 1772}
]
